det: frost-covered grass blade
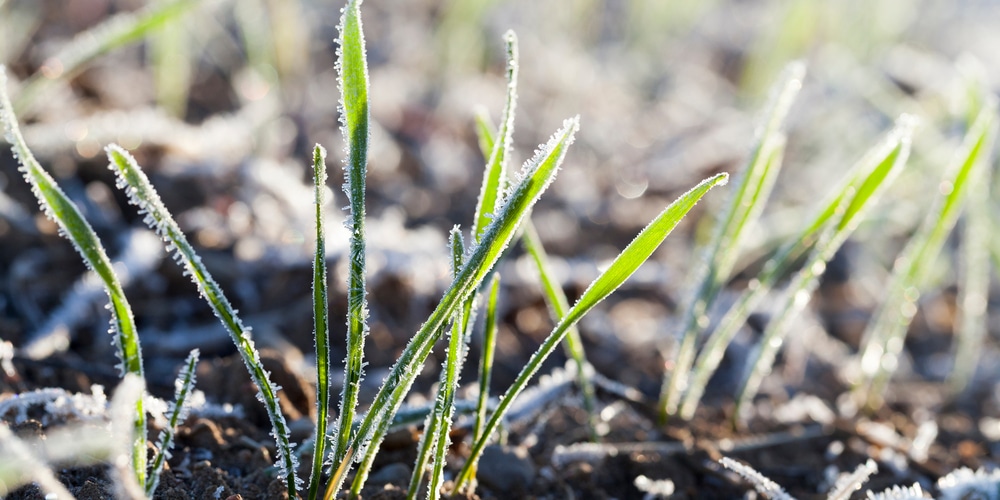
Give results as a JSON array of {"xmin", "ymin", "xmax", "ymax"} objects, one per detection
[
  {"xmin": 679, "ymin": 116, "xmax": 916, "ymax": 420},
  {"xmin": 307, "ymin": 145, "xmax": 332, "ymax": 500},
  {"xmin": 453, "ymin": 172, "xmax": 729, "ymax": 493},
  {"xmin": 104, "ymin": 144, "xmax": 298, "ymax": 494},
  {"xmin": 147, "ymin": 349, "xmax": 199, "ymax": 497},
  {"xmin": 856, "ymin": 100, "xmax": 998, "ymax": 409},
  {"xmin": 329, "ymin": 0, "xmax": 371, "ymax": 477},
  {"xmin": 0, "ymin": 65, "xmax": 147, "ymax": 491},
  {"xmin": 660, "ymin": 61, "xmax": 804, "ymax": 422},
  {"xmin": 335, "ymin": 117, "xmax": 580, "ymax": 498},
  {"xmin": 471, "ymin": 273, "xmax": 501, "ymax": 482}
]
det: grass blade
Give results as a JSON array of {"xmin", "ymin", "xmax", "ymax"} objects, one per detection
[
  {"xmin": 105, "ymin": 145, "xmax": 298, "ymax": 494},
  {"xmin": 14, "ymin": 0, "xmax": 198, "ymax": 114},
  {"xmin": 453, "ymin": 172, "xmax": 729, "ymax": 493},
  {"xmin": 337, "ymin": 117, "xmax": 580, "ymax": 498},
  {"xmin": 147, "ymin": 349, "xmax": 200, "ymax": 497},
  {"xmin": 0, "ymin": 66, "xmax": 147, "ymax": 491},
  {"xmin": 329, "ymin": 0, "xmax": 372, "ymax": 475},
  {"xmin": 856, "ymin": 100, "xmax": 998, "ymax": 409},
  {"xmin": 472, "ymin": 31, "xmax": 518, "ymax": 242},
  {"xmin": 308, "ymin": 145, "xmax": 332, "ymax": 500},
  {"xmin": 679, "ymin": 116, "xmax": 916, "ymax": 420},
  {"xmin": 0, "ymin": 423, "xmax": 76, "ymax": 499},
  {"xmin": 659, "ymin": 62, "xmax": 804, "ymax": 421},
  {"xmin": 471, "ymin": 274, "xmax": 501, "ymax": 471}
]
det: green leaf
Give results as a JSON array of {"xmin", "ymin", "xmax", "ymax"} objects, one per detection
[
  {"xmin": 105, "ymin": 144, "xmax": 298, "ymax": 494},
  {"xmin": 147, "ymin": 349, "xmax": 199, "ymax": 497},
  {"xmin": 335, "ymin": 117, "xmax": 580, "ymax": 497},
  {"xmin": 0, "ymin": 65, "xmax": 147, "ymax": 490},
  {"xmin": 330, "ymin": 0, "xmax": 372, "ymax": 475},
  {"xmin": 679, "ymin": 116, "xmax": 915, "ymax": 420},
  {"xmin": 856, "ymin": 100, "xmax": 998, "ymax": 409},
  {"xmin": 307, "ymin": 145, "xmax": 332, "ymax": 500},
  {"xmin": 660, "ymin": 61, "xmax": 804, "ymax": 421},
  {"xmin": 453, "ymin": 172, "xmax": 729, "ymax": 492}
]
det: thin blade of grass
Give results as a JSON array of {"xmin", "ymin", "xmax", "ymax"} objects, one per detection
[
  {"xmin": 679, "ymin": 116, "xmax": 916, "ymax": 420},
  {"xmin": 732, "ymin": 118, "xmax": 912, "ymax": 423},
  {"xmin": 0, "ymin": 423, "xmax": 76, "ymax": 499},
  {"xmin": 469, "ymin": 273, "xmax": 500, "ymax": 484},
  {"xmin": 453, "ymin": 172, "xmax": 729, "ymax": 492},
  {"xmin": 13, "ymin": 0, "xmax": 199, "ymax": 114},
  {"xmin": 308, "ymin": 145, "xmax": 332, "ymax": 500},
  {"xmin": 146, "ymin": 349, "xmax": 199, "ymax": 497},
  {"xmin": 149, "ymin": 12, "xmax": 192, "ymax": 117},
  {"xmin": 337, "ymin": 117, "xmax": 580, "ymax": 498},
  {"xmin": 659, "ymin": 62, "xmax": 804, "ymax": 421},
  {"xmin": 329, "ymin": 0, "xmax": 372, "ymax": 477},
  {"xmin": 856, "ymin": 100, "xmax": 998, "ymax": 409},
  {"xmin": 105, "ymin": 145, "xmax": 298, "ymax": 494},
  {"xmin": 477, "ymin": 113, "xmax": 598, "ymax": 435},
  {"xmin": 949, "ymin": 67, "xmax": 992, "ymax": 394},
  {"xmin": 0, "ymin": 66, "xmax": 147, "ymax": 490}
]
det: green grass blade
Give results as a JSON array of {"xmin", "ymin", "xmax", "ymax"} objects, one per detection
[
  {"xmin": 0, "ymin": 66, "xmax": 147, "ymax": 491},
  {"xmin": 426, "ymin": 228, "xmax": 471, "ymax": 500},
  {"xmin": 330, "ymin": 0, "xmax": 372, "ymax": 475},
  {"xmin": 857, "ymin": 101, "xmax": 998, "ymax": 409},
  {"xmin": 335, "ymin": 117, "xmax": 579, "ymax": 498},
  {"xmin": 950, "ymin": 84, "xmax": 994, "ymax": 394},
  {"xmin": 105, "ymin": 145, "xmax": 298, "ymax": 494},
  {"xmin": 679, "ymin": 116, "xmax": 916, "ymax": 420},
  {"xmin": 477, "ymin": 112, "xmax": 598, "ymax": 433},
  {"xmin": 659, "ymin": 62, "xmax": 803, "ymax": 421},
  {"xmin": 147, "ymin": 349, "xmax": 199, "ymax": 497},
  {"xmin": 308, "ymin": 145, "xmax": 332, "ymax": 500},
  {"xmin": 471, "ymin": 274, "xmax": 500, "ymax": 477},
  {"xmin": 150, "ymin": 13, "xmax": 192, "ymax": 117},
  {"xmin": 453, "ymin": 172, "xmax": 729, "ymax": 492},
  {"xmin": 13, "ymin": 0, "xmax": 198, "ymax": 114},
  {"xmin": 472, "ymin": 31, "xmax": 518, "ymax": 242},
  {"xmin": 406, "ymin": 410, "xmax": 440, "ymax": 499}
]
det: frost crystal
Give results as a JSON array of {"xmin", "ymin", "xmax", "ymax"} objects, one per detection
[
  {"xmin": 937, "ymin": 467, "xmax": 1000, "ymax": 500},
  {"xmin": 719, "ymin": 457, "xmax": 794, "ymax": 500},
  {"xmin": 866, "ymin": 483, "xmax": 927, "ymax": 500}
]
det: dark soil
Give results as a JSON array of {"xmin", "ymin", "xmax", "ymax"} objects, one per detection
[{"xmin": 3, "ymin": 1, "xmax": 1000, "ymax": 499}]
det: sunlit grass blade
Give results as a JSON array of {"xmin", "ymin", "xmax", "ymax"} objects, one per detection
[
  {"xmin": 0, "ymin": 66, "xmax": 147, "ymax": 491},
  {"xmin": 472, "ymin": 30, "xmax": 517, "ymax": 242},
  {"xmin": 105, "ymin": 145, "xmax": 298, "ymax": 494},
  {"xmin": 478, "ymin": 112, "xmax": 598, "ymax": 434},
  {"xmin": 109, "ymin": 374, "xmax": 145, "ymax": 500},
  {"xmin": 453, "ymin": 172, "xmax": 729, "ymax": 493},
  {"xmin": 329, "ymin": 0, "xmax": 372, "ymax": 476},
  {"xmin": 308, "ymin": 145, "xmax": 332, "ymax": 500},
  {"xmin": 469, "ymin": 273, "xmax": 500, "ymax": 484},
  {"xmin": 427, "ymin": 228, "xmax": 474, "ymax": 499},
  {"xmin": 407, "ymin": 227, "xmax": 466, "ymax": 499},
  {"xmin": 949, "ymin": 68, "xmax": 992, "ymax": 394},
  {"xmin": 0, "ymin": 423, "xmax": 75, "ymax": 499},
  {"xmin": 149, "ymin": 12, "xmax": 192, "ymax": 117},
  {"xmin": 337, "ymin": 117, "xmax": 580, "ymax": 498},
  {"xmin": 679, "ymin": 116, "xmax": 916, "ymax": 420},
  {"xmin": 13, "ymin": 0, "xmax": 198, "ymax": 114},
  {"xmin": 856, "ymin": 100, "xmax": 998, "ymax": 409},
  {"xmin": 147, "ymin": 349, "xmax": 199, "ymax": 497},
  {"xmin": 659, "ymin": 62, "xmax": 803, "ymax": 422}
]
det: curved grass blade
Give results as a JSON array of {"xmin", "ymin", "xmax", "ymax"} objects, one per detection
[
  {"xmin": 14, "ymin": 0, "xmax": 198, "ymax": 114},
  {"xmin": 857, "ymin": 100, "xmax": 998, "ymax": 409},
  {"xmin": 659, "ymin": 62, "xmax": 804, "ymax": 422},
  {"xmin": 329, "ymin": 0, "xmax": 372, "ymax": 477},
  {"xmin": 679, "ymin": 116, "xmax": 916, "ymax": 420},
  {"xmin": 336, "ymin": 117, "xmax": 579, "ymax": 498},
  {"xmin": 407, "ymin": 227, "xmax": 466, "ymax": 499},
  {"xmin": 308, "ymin": 145, "xmax": 332, "ymax": 500},
  {"xmin": 0, "ymin": 66, "xmax": 147, "ymax": 491},
  {"xmin": 472, "ymin": 31, "xmax": 517, "ymax": 242},
  {"xmin": 147, "ymin": 349, "xmax": 199, "ymax": 497},
  {"xmin": 477, "ymin": 112, "xmax": 598, "ymax": 434},
  {"xmin": 105, "ymin": 145, "xmax": 298, "ymax": 494},
  {"xmin": 950, "ymin": 70, "xmax": 993, "ymax": 394},
  {"xmin": 453, "ymin": 172, "xmax": 729, "ymax": 493}
]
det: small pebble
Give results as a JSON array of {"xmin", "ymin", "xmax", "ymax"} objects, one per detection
[{"xmin": 476, "ymin": 444, "xmax": 535, "ymax": 493}]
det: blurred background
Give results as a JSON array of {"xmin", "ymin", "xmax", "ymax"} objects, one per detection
[{"xmin": 1, "ymin": 0, "xmax": 999, "ymax": 410}]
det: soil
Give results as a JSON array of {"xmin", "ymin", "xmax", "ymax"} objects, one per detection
[{"xmin": 2, "ymin": 1, "xmax": 1000, "ymax": 499}]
